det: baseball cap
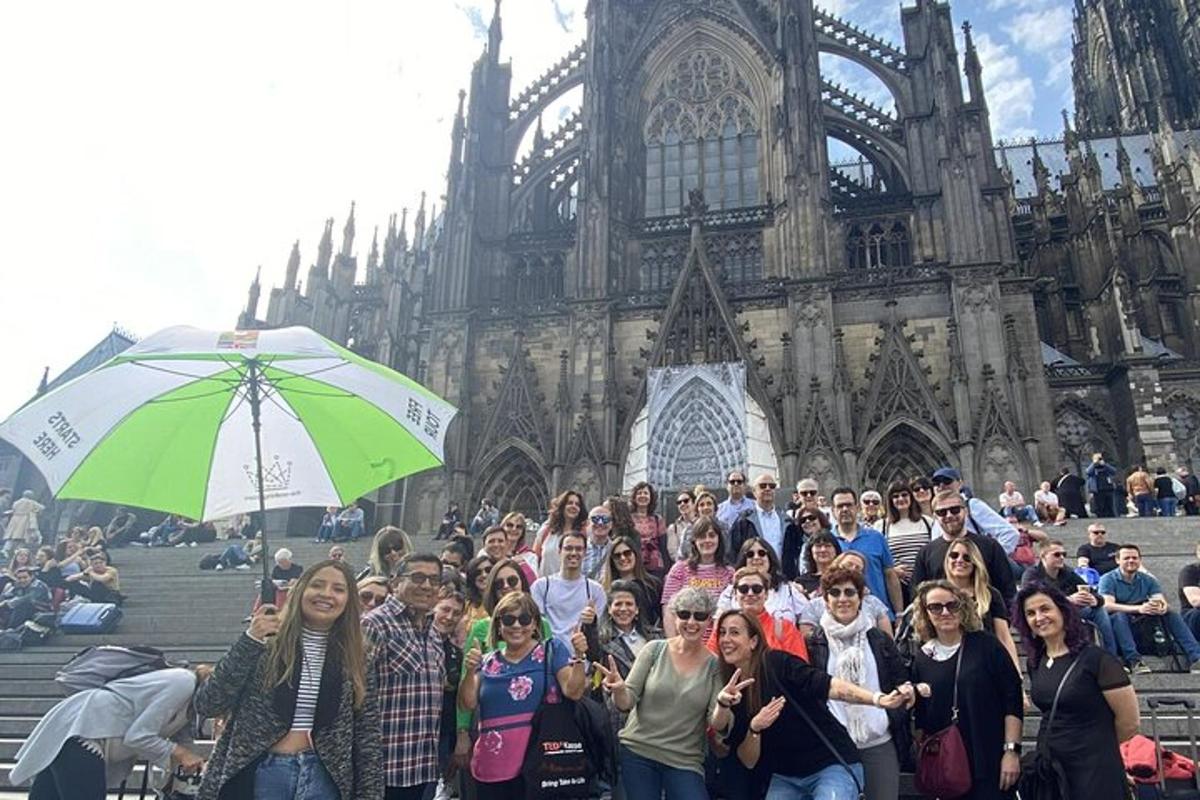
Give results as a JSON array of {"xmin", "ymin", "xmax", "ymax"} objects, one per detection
[{"xmin": 931, "ymin": 467, "xmax": 961, "ymax": 482}]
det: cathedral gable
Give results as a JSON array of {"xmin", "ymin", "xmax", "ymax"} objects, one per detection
[
  {"xmin": 476, "ymin": 334, "xmax": 551, "ymax": 461},
  {"xmin": 857, "ymin": 318, "xmax": 954, "ymax": 447},
  {"xmin": 625, "ymin": 0, "xmax": 775, "ymax": 80}
]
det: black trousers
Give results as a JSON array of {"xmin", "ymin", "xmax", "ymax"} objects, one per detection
[
  {"xmin": 30, "ymin": 739, "xmax": 106, "ymax": 800},
  {"xmin": 475, "ymin": 777, "xmax": 525, "ymax": 800},
  {"xmin": 387, "ymin": 784, "xmax": 437, "ymax": 800}
]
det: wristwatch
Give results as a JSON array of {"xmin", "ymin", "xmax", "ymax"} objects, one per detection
[
  {"xmin": 1003, "ymin": 742, "xmax": 1022, "ymax": 754},
  {"xmin": 871, "ymin": 691, "xmax": 884, "ymax": 707}
]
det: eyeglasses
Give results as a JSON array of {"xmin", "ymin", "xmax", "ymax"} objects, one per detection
[
  {"xmin": 861, "ymin": 499, "xmax": 881, "ymax": 506},
  {"xmin": 590, "ymin": 514, "xmax": 612, "ymax": 525},
  {"xmin": 799, "ymin": 490, "xmax": 818, "ymax": 497},
  {"xmin": 674, "ymin": 610, "xmax": 711, "ymax": 622},
  {"xmin": 735, "ymin": 583, "xmax": 765, "ymax": 595},
  {"xmin": 934, "ymin": 506, "xmax": 964, "ymax": 518},
  {"xmin": 927, "ymin": 600, "xmax": 962, "ymax": 617},
  {"xmin": 676, "ymin": 498, "xmax": 692, "ymax": 506},
  {"xmin": 746, "ymin": 549, "xmax": 770, "ymax": 559},
  {"xmin": 757, "ymin": 482, "xmax": 777, "ymax": 490},
  {"xmin": 728, "ymin": 478, "xmax": 745, "ymax": 485},
  {"xmin": 359, "ymin": 591, "xmax": 386, "ymax": 606},
  {"xmin": 799, "ymin": 516, "xmax": 819, "ymax": 525},
  {"xmin": 613, "ymin": 550, "xmax": 635, "ymax": 561},
  {"xmin": 496, "ymin": 575, "xmax": 522, "ymax": 589},
  {"xmin": 826, "ymin": 586, "xmax": 859, "ymax": 599},
  {"xmin": 499, "ymin": 613, "xmax": 534, "ymax": 627},
  {"xmin": 947, "ymin": 551, "xmax": 971, "ymax": 563},
  {"xmin": 402, "ymin": 573, "xmax": 439, "ymax": 586}
]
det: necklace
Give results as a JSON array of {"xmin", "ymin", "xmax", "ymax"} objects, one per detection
[{"xmin": 1045, "ymin": 648, "xmax": 1068, "ymax": 668}]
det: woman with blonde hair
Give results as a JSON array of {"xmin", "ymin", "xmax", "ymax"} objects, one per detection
[
  {"xmin": 501, "ymin": 511, "xmax": 539, "ymax": 581},
  {"xmin": 196, "ymin": 559, "xmax": 382, "ymax": 799},
  {"xmin": 910, "ymin": 580, "xmax": 1023, "ymax": 800},
  {"xmin": 356, "ymin": 525, "xmax": 413, "ymax": 582},
  {"xmin": 943, "ymin": 538, "xmax": 1021, "ymax": 674}
]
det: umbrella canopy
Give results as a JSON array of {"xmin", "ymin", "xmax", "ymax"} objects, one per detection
[{"xmin": 0, "ymin": 326, "xmax": 457, "ymax": 521}]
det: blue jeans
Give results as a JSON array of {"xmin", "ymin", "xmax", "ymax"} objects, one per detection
[
  {"xmin": 618, "ymin": 746, "xmax": 707, "ymax": 800},
  {"xmin": 1185, "ymin": 609, "xmax": 1200, "ymax": 642},
  {"xmin": 1160, "ymin": 498, "xmax": 1178, "ymax": 517},
  {"xmin": 1112, "ymin": 611, "xmax": 1200, "ymax": 664},
  {"xmin": 766, "ymin": 763, "xmax": 865, "ymax": 800},
  {"xmin": 1004, "ymin": 505, "xmax": 1038, "ymax": 523},
  {"xmin": 1135, "ymin": 495, "xmax": 1157, "ymax": 517},
  {"xmin": 315, "ymin": 523, "xmax": 335, "ymax": 542},
  {"xmin": 255, "ymin": 752, "xmax": 339, "ymax": 800},
  {"xmin": 1081, "ymin": 605, "xmax": 1129, "ymax": 661}
]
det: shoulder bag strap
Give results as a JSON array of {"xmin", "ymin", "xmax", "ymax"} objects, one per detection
[
  {"xmin": 771, "ymin": 666, "xmax": 866, "ymax": 800},
  {"xmin": 950, "ymin": 640, "xmax": 964, "ymax": 721},
  {"xmin": 1037, "ymin": 655, "xmax": 1082, "ymax": 751}
]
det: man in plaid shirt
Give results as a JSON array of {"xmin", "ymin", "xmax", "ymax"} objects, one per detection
[{"xmin": 363, "ymin": 552, "xmax": 445, "ymax": 800}]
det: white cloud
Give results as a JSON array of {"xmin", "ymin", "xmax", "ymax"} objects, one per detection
[{"xmin": 970, "ymin": 32, "xmax": 1038, "ymax": 139}]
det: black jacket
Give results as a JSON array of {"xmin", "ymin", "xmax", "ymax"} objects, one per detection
[
  {"xmin": 805, "ymin": 626, "xmax": 913, "ymax": 765},
  {"xmin": 729, "ymin": 508, "xmax": 804, "ymax": 581},
  {"xmin": 1020, "ymin": 563, "xmax": 1104, "ymax": 607},
  {"xmin": 912, "ymin": 532, "xmax": 1016, "ymax": 602}
]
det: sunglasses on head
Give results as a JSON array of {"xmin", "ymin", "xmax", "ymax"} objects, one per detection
[
  {"xmin": 499, "ymin": 612, "xmax": 534, "ymax": 627},
  {"xmin": 590, "ymin": 514, "xmax": 611, "ymax": 525},
  {"xmin": 674, "ymin": 610, "xmax": 710, "ymax": 622},
  {"xmin": 735, "ymin": 583, "xmax": 765, "ymax": 595},
  {"xmin": 826, "ymin": 586, "xmax": 858, "ymax": 599},
  {"xmin": 934, "ymin": 506, "xmax": 964, "ymax": 518},
  {"xmin": 927, "ymin": 600, "xmax": 962, "ymax": 616}
]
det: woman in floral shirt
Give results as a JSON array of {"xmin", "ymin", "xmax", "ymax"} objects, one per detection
[{"xmin": 459, "ymin": 592, "xmax": 589, "ymax": 799}]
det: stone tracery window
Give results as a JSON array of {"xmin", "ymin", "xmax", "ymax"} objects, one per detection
[
  {"xmin": 644, "ymin": 49, "xmax": 761, "ymax": 217},
  {"xmin": 846, "ymin": 221, "xmax": 910, "ymax": 269}
]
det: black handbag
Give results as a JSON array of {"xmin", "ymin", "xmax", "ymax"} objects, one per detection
[
  {"xmin": 521, "ymin": 640, "xmax": 594, "ymax": 799},
  {"xmin": 1018, "ymin": 655, "xmax": 1082, "ymax": 800}
]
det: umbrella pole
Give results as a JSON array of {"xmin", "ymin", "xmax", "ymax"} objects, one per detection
[{"xmin": 247, "ymin": 360, "xmax": 274, "ymax": 607}]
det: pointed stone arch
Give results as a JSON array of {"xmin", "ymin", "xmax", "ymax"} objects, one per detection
[
  {"xmin": 645, "ymin": 373, "xmax": 748, "ymax": 491},
  {"xmin": 1164, "ymin": 391, "xmax": 1200, "ymax": 470},
  {"xmin": 859, "ymin": 419, "xmax": 954, "ymax": 492},
  {"xmin": 474, "ymin": 442, "xmax": 551, "ymax": 521},
  {"xmin": 1054, "ymin": 396, "xmax": 1122, "ymax": 476},
  {"xmin": 796, "ymin": 383, "xmax": 849, "ymax": 487},
  {"xmin": 973, "ymin": 382, "xmax": 1035, "ymax": 498},
  {"xmin": 856, "ymin": 317, "xmax": 954, "ymax": 448},
  {"xmin": 476, "ymin": 333, "xmax": 550, "ymax": 461}
]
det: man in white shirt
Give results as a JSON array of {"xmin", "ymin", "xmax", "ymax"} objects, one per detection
[
  {"xmin": 717, "ymin": 469, "xmax": 757, "ymax": 530},
  {"xmin": 997, "ymin": 481, "xmax": 1039, "ymax": 525},
  {"xmin": 1033, "ymin": 481, "xmax": 1067, "ymax": 525},
  {"xmin": 530, "ymin": 530, "xmax": 607, "ymax": 651}
]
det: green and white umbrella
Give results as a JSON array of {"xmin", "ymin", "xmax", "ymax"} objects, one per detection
[{"xmin": 0, "ymin": 325, "xmax": 457, "ymax": 523}]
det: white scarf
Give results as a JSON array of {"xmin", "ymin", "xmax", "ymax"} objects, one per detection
[{"xmin": 819, "ymin": 609, "xmax": 876, "ymax": 745}]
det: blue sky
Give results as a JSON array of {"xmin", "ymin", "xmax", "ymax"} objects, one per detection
[{"xmin": 0, "ymin": 0, "xmax": 1077, "ymax": 419}]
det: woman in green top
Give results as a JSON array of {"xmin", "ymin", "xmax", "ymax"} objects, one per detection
[
  {"xmin": 596, "ymin": 586, "xmax": 753, "ymax": 799},
  {"xmin": 453, "ymin": 558, "xmax": 553, "ymax": 772}
]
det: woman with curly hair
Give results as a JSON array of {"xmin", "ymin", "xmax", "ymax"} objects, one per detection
[
  {"xmin": 1012, "ymin": 583, "xmax": 1138, "ymax": 800},
  {"xmin": 195, "ymin": 559, "xmax": 381, "ymax": 799},
  {"xmin": 533, "ymin": 490, "xmax": 586, "ymax": 578},
  {"xmin": 910, "ymin": 580, "xmax": 1023, "ymax": 800},
  {"xmin": 630, "ymin": 481, "xmax": 670, "ymax": 578}
]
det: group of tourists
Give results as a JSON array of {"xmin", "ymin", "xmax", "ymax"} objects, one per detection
[{"xmin": 9, "ymin": 463, "xmax": 1192, "ymax": 800}]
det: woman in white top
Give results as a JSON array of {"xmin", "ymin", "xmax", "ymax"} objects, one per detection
[
  {"xmin": 717, "ymin": 536, "xmax": 807, "ymax": 623},
  {"xmin": 875, "ymin": 480, "xmax": 934, "ymax": 601},
  {"xmin": 800, "ymin": 552, "xmax": 894, "ymax": 637}
]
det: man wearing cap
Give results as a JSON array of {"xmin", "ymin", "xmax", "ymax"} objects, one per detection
[
  {"xmin": 717, "ymin": 469, "xmax": 758, "ymax": 531},
  {"xmin": 930, "ymin": 467, "xmax": 1019, "ymax": 556}
]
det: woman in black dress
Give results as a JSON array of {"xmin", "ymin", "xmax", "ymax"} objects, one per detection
[
  {"xmin": 910, "ymin": 580, "xmax": 1023, "ymax": 800},
  {"xmin": 1013, "ymin": 582, "xmax": 1140, "ymax": 800}
]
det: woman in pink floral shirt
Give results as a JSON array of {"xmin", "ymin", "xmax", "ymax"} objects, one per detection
[{"xmin": 459, "ymin": 592, "xmax": 589, "ymax": 798}]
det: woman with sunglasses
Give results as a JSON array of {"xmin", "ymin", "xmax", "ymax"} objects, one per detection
[
  {"xmin": 799, "ymin": 552, "xmax": 893, "ymax": 637},
  {"xmin": 708, "ymin": 566, "xmax": 808, "ymax": 659},
  {"xmin": 806, "ymin": 567, "xmax": 911, "ymax": 800},
  {"xmin": 910, "ymin": 580, "xmax": 1023, "ymax": 800},
  {"xmin": 597, "ymin": 579, "xmax": 665, "ymax": 764},
  {"xmin": 603, "ymin": 539, "xmax": 663, "ymax": 627},
  {"xmin": 534, "ymin": 490, "xmax": 586, "ymax": 578},
  {"xmin": 796, "ymin": 528, "xmax": 839, "ymax": 595},
  {"xmin": 459, "ymin": 593, "xmax": 588, "ymax": 798},
  {"xmin": 666, "ymin": 490, "xmax": 698, "ymax": 562},
  {"xmin": 501, "ymin": 512, "xmax": 539, "ymax": 580},
  {"xmin": 1012, "ymin": 583, "xmax": 1138, "ymax": 800},
  {"xmin": 910, "ymin": 477, "xmax": 935, "ymax": 518},
  {"xmin": 661, "ymin": 518, "xmax": 734, "ymax": 636},
  {"xmin": 877, "ymin": 480, "xmax": 933, "ymax": 599},
  {"xmin": 717, "ymin": 537, "xmax": 807, "ymax": 623},
  {"xmin": 356, "ymin": 525, "xmax": 413, "ymax": 582},
  {"xmin": 713, "ymin": 609, "xmax": 910, "ymax": 800},
  {"xmin": 595, "ymin": 587, "xmax": 740, "ymax": 799},
  {"xmin": 462, "ymin": 555, "xmax": 496, "ymax": 634},
  {"xmin": 944, "ymin": 539, "xmax": 1021, "ymax": 674},
  {"xmin": 630, "ymin": 481, "xmax": 670, "ymax": 578},
  {"xmin": 355, "ymin": 576, "xmax": 390, "ymax": 619}
]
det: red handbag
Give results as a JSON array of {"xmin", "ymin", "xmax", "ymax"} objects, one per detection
[{"xmin": 914, "ymin": 643, "xmax": 973, "ymax": 799}]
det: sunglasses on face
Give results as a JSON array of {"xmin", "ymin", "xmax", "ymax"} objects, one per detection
[
  {"xmin": 674, "ymin": 610, "xmax": 711, "ymax": 622},
  {"xmin": 590, "ymin": 514, "xmax": 611, "ymax": 525},
  {"xmin": 735, "ymin": 583, "xmax": 765, "ymax": 595},
  {"xmin": 934, "ymin": 506, "xmax": 964, "ymax": 518},
  {"xmin": 758, "ymin": 483, "xmax": 777, "ymax": 490},
  {"xmin": 947, "ymin": 551, "xmax": 971, "ymax": 563},
  {"xmin": 799, "ymin": 490, "xmax": 818, "ymax": 497},
  {"xmin": 500, "ymin": 613, "xmax": 534, "ymax": 628},
  {"xmin": 1047, "ymin": 551, "xmax": 1066, "ymax": 559},
  {"xmin": 862, "ymin": 499, "xmax": 881, "ymax": 506},
  {"xmin": 927, "ymin": 600, "xmax": 962, "ymax": 617},
  {"xmin": 613, "ymin": 549, "xmax": 634, "ymax": 560},
  {"xmin": 891, "ymin": 492, "xmax": 911, "ymax": 499},
  {"xmin": 359, "ymin": 591, "xmax": 386, "ymax": 606},
  {"xmin": 746, "ymin": 549, "xmax": 770, "ymax": 559},
  {"xmin": 931, "ymin": 478, "xmax": 954, "ymax": 487},
  {"xmin": 676, "ymin": 498, "xmax": 692, "ymax": 506},
  {"xmin": 913, "ymin": 486, "xmax": 932, "ymax": 493},
  {"xmin": 799, "ymin": 517, "xmax": 819, "ymax": 525},
  {"xmin": 826, "ymin": 586, "xmax": 859, "ymax": 599},
  {"xmin": 728, "ymin": 478, "xmax": 745, "ymax": 485},
  {"xmin": 496, "ymin": 575, "xmax": 522, "ymax": 589}
]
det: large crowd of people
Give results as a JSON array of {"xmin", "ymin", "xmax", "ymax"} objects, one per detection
[{"xmin": 7, "ymin": 456, "xmax": 1200, "ymax": 800}]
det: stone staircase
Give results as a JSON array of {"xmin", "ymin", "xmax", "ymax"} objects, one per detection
[{"xmin": 0, "ymin": 520, "xmax": 1197, "ymax": 797}]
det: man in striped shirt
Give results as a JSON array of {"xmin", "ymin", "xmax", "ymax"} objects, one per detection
[{"xmin": 363, "ymin": 552, "xmax": 445, "ymax": 800}]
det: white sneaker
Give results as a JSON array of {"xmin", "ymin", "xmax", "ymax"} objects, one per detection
[
  {"xmin": 215, "ymin": 564, "xmax": 225, "ymax": 571},
  {"xmin": 175, "ymin": 543, "xmax": 187, "ymax": 548},
  {"xmin": 235, "ymin": 564, "xmax": 251, "ymax": 571}
]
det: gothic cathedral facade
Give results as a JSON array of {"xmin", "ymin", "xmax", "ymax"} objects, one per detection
[{"xmin": 241, "ymin": 0, "xmax": 1200, "ymax": 529}]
